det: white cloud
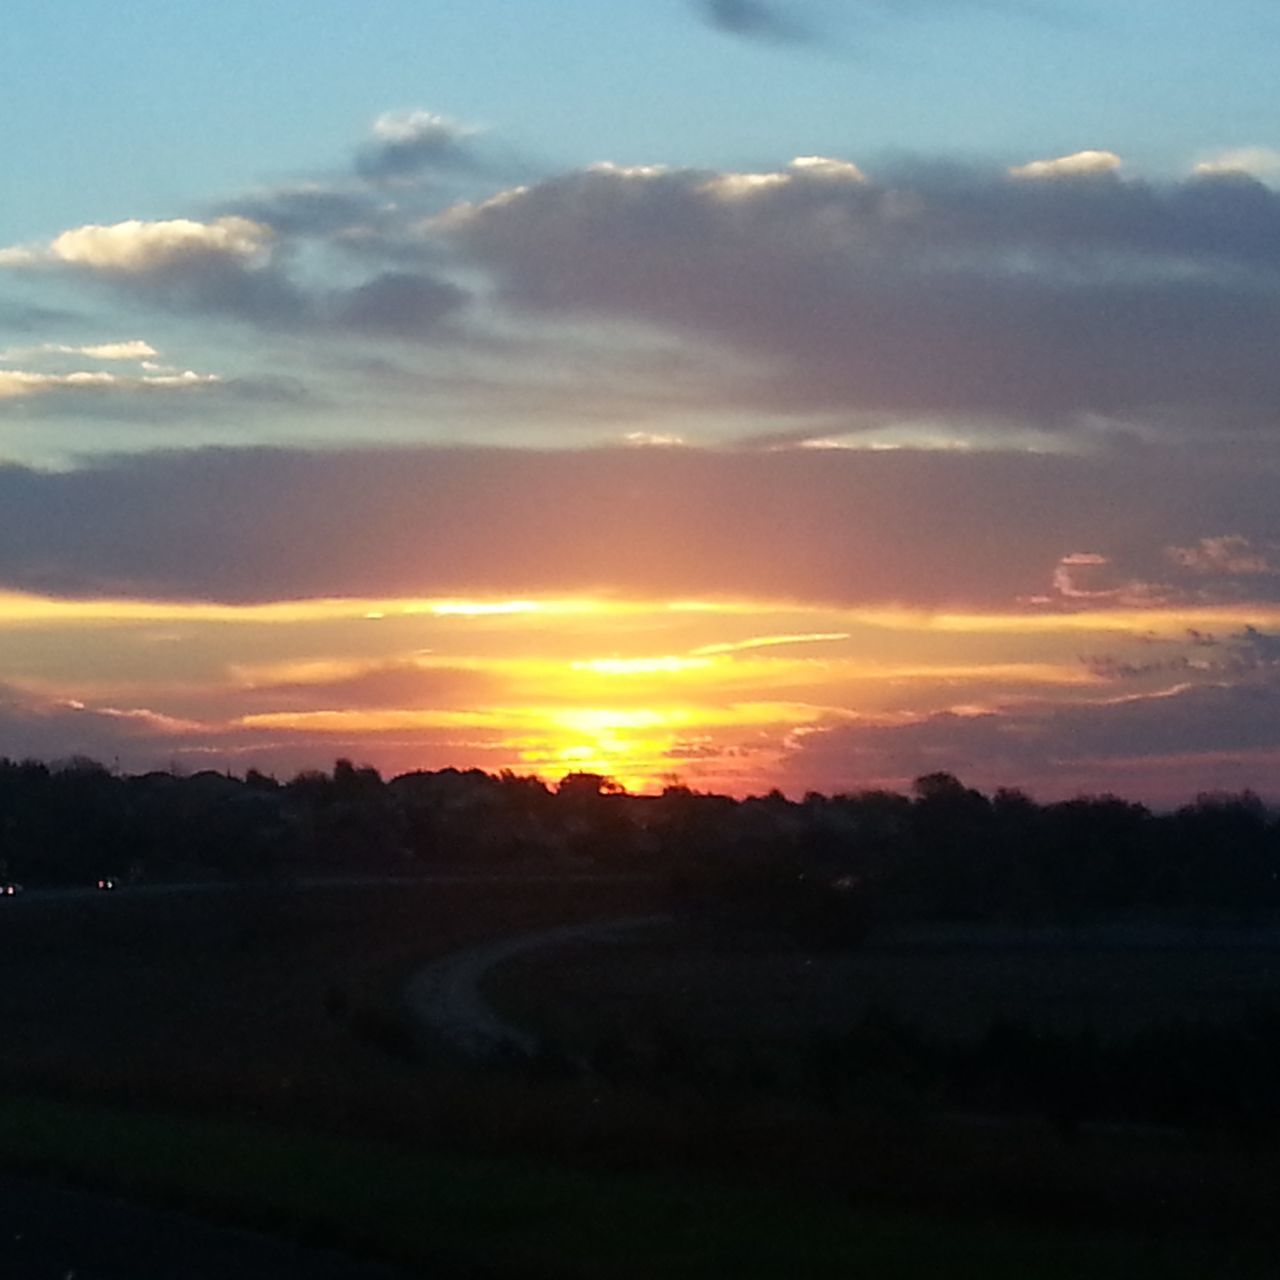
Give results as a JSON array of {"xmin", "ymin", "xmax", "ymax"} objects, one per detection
[
  {"xmin": 1193, "ymin": 147, "xmax": 1280, "ymax": 183},
  {"xmin": 700, "ymin": 170, "xmax": 792, "ymax": 199},
  {"xmin": 1, "ymin": 216, "xmax": 273, "ymax": 275},
  {"xmin": 0, "ymin": 368, "xmax": 220, "ymax": 401},
  {"xmin": 357, "ymin": 109, "xmax": 481, "ymax": 180},
  {"xmin": 789, "ymin": 155, "xmax": 866, "ymax": 182},
  {"xmin": 700, "ymin": 156, "xmax": 865, "ymax": 200},
  {"xmin": 587, "ymin": 161, "xmax": 670, "ymax": 178},
  {"xmin": 1010, "ymin": 149, "xmax": 1122, "ymax": 180},
  {"xmin": 78, "ymin": 339, "xmax": 159, "ymax": 360},
  {"xmin": 371, "ymin": 108, "xmax": 475, "ymax": 145},
  {"xmin": 624, "ymin": 430, "xmax": 686, "ymax": 447},
  {"xmin": 0, "ymin": 340, "xmax": 158, "ymax": 363}
]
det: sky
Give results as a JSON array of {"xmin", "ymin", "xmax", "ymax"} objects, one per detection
[{"xmin": 3, "ymin": 0, "xmax": 1280, "ymax": 803}]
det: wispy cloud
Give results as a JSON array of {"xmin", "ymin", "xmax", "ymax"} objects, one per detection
[
  {"xmin": 692, "ymin": 0, "xmax": 812, "ymax": 43},
  {"xmin": 0, "ymin": 367, "xmax": 220, "ymax": 401},
  {"xmin": 691, "ymin": 0, "xmax": 1058, "ymax": 47},
  {"xmin": 780, "ymin": 677, "xmax": 1280, "ymax": 805},
  {"xmin": 0, "ymin": 339, "xmax": 158, "ymax": 362}
]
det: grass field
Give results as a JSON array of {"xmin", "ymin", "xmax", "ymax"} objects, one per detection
[
  {"xmin": 5, "ymin": 883, "xmax": 1280, "ymax": 1275},
  {"xmin": 0, "ymin": 878, "xmax": 659, "ymax": 1111},
  {"xmin": 486, "ymin": 916, "xmax": 1280, "ymax": 1047},
  {"xmin": 0, "ymin": 1091, "xmax": 1274, "ymax": 1279}
]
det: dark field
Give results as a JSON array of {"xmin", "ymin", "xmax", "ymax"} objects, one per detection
[
  {"xmin": 487, "ymin": 916, "xmax": 1280, "ymax": 1045},
  {"xmin": 0, "ymin": 878, "xmax": 662, "ymax": 1116},
  {"xmin": 5, "ymin": 881, "xmax": 1280, "ymax": 1276}
]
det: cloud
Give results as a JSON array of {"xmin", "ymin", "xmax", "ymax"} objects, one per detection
[
  {"xmin": 1, "ymin": 213, "xmax": 467, "ymax": 339},
  {"xmin": 1009, "ymin": 149, "xmax": 1122, "ymax": 180},
  {"xmin": 220, "ymin": 185, "xmax": 382, "ymax": 237},
  {"xmin": 1167, "ymin": 535, "xmax": 1277, "ymax": 577},
  {"xmin": 0, "ymin": 682, "xmax": 202, "ymax": 766},
  {"xmin": 230, "ymin": 656, "xmax": 493, "ymax": 709},
  {"xmin": 0, "ymin": 368, "xmax": 309, "ymax": 425},
  {"xmin": 356, "ymin": 109, "xmax": 479, "ymax": 182},
  {"xmin": 11, "ymin": 146, "xmax": 1280, "ymax": 420},
  {"xmin": 443, "ymin": 155, "xmax": 1280, "ymax": 430},
  {"xmin": 1083, "ymin": 625, "xmax": 1280, "ymax": 684},
  {"xmin": 691, "ymin": 0, "xmax": 1057, "ymax": 47},
  {"xmin": 0, "ymin": 339, "xmax": 157, "ymax": 362},
  {"xmin": 693, "ymin": 0, "xmax": 810, "ymax": 42},
  {"xmin": 331, "ymin": 271, "xmax": 468, "ymax": 336},
  {"xmin": 0, "ymin": 215, "xmax": 305, "ymax": 326},
  {"xmin": 3, "ymin": 216, "xmax": 273, "ymax": 273},
  {"xmin": 1, "ymin": 442, "xmax": 1279, "ymax": 608},
  {"xmin": 779, "ymin": 676, "xmax": 1280, "ymax": 803},
  {"xmin": 75, "ymin": 339, "xmax": 159, "ymax": 361},
  {"xmin": 0, "ymin": 367, "xmax": 220, "ymax": 401},
  {"xmin": 1043, "ymin": 552, "xmax": 1168, "ymax": 608},
  {"xmin": 1193, "ymin": 147, "xmax": 1280, "ymax": 184}
]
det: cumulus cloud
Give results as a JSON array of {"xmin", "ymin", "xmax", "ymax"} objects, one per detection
[
  {"xmin": 0, "ymin": 215, "xmax": 306, "ymax": 326},
  {"xmin": 6, "ymin": 216, "xmax": 274, "ymax": 273},
  {"xmin": 442, "ymin": 155, "xmax": 1280, "ymax": 429},
  {"xmin": 356, "ymin": 109, "xmax": 479, "ymax": 181},
  {"xmin": 1193, "ymin": 147, "xmax": 1280, "ymax": 183},
  {"xmin": 331, "ymin": 271, "xmax": 468, "ymax": 336},
  {"xmin": 11, "ymin": 144, "xmax": 1280, "ymax": 422},
  {"xmin": 1, "ymin": 212, "xmax": 467, "ymax": 338},
  {"xmin": 1009, "ymin": 149, "xmax": 1122, "ymax": 180},
  {"xmin": 219, "ymin": 184, "xmax": 383, "ymax": 237}
]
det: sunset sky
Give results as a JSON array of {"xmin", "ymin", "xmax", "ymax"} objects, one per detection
[{"xmin": 3, "ymin": 0, "xmax": 1280, "ymax": 802}]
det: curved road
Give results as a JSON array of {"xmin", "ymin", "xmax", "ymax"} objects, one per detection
[
  {"xmin": 0, "ymin": 874, "xmax": 657, "ymax": 1276},
  {"xmin": 404, "ymin": 915, "xmax": 672, "ymax": 1059}
]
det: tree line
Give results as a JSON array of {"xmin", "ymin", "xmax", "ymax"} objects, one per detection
[{"xmin": 0, "ymin": 757, "xmax": 1276, "ymax": 925}]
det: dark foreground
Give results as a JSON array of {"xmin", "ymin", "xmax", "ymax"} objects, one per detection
[
  {"xmin": 0, "ymin": 1173, "xmax": 412, "ymax": 1280},
  {"xmin": 3, "ymin": 879, "xmax": 1280, "ymax": 1277}
]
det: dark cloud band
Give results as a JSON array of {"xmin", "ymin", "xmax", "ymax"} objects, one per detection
[{"xmin": 1, "ymin": 443, "xmax": 1278, "ymax": 608}]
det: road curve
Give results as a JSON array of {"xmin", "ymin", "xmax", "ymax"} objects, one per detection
[{"xmin": 404, "ymin": 915, "xmax": 672, "ymax": 1059}]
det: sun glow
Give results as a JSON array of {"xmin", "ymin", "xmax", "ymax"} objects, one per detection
[
  {"xmin": 4, "ymin": 583, "xmax": 1276, "ymax": 795},
  {"xmin": 569, "ymin": 656, "xmax": 714, "ymax": 676}
]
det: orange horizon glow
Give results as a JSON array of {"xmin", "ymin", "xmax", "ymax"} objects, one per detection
[{"xmin": 1, "ymin": 585, "xmax": 1277, "ymax": 799}]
